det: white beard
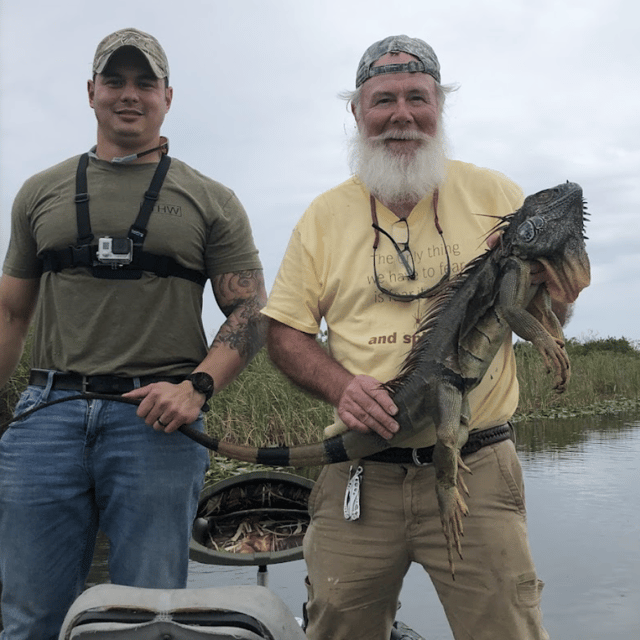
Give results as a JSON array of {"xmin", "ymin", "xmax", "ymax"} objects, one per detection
[{"xmin": 349, "ymin": 125, "xmax": 448, "ymax": 205}]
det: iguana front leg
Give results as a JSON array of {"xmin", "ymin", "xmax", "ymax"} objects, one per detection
[
  {"xmin": 432, "ymin": 383, "xmax": 470, "ymax": 579},
  {"xmin": 522, "ymin": 285, "xmax": 571, "ymax": 391},
  {"xmin": 506, "ymin": 306, "xmax": 570, "ymax": 391},
  {"xmin": 498, "ymin": 259, "xmax": 570, "ymax": 391}
]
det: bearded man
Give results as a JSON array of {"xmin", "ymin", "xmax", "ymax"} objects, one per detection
[{"xmin": 262, "ymin": 36, "xmax": 551, "ymax": 640}]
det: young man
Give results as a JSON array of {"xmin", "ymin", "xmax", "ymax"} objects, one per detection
[
  {"xmin": 263, "ymin": 35, "xmax": 553, "ymax": 640},
  {"xmin": 0, "ymin": 28, "xmax": 267, "ymax": 639}
]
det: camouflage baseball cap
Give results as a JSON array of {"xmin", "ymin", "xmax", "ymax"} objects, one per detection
[
  {"xmin": 93, "ymin": 28, "xmax": 169, "ymax": 80},
  {"xmin": 355, "ymin": 35, "xmax": 440, "ymax": 88}
]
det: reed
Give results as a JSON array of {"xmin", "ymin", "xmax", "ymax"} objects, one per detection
[
  {"xmin": 2, "ymin": 335, "xmax": 639, "ymax": 447},
  {"xmin": 204, "ymin": 349, "xmax": 332, "ymax": 448},
  {"xmin": 514, "ymin": 338, "xmax": 640, "ymax": 417}
]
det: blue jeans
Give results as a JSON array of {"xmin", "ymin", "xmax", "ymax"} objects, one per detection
[{"xmin": 0, "ymin": 374, "xmax": 210, "ymax": 640}]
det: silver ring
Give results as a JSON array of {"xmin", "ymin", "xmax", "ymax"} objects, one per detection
[{"xmin": 157, "ymin": 418, "xmax": 168, "ymax": 427}]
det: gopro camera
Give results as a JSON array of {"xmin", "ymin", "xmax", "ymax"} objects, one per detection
[{"xmin": 96, "ymin": 237, "xmax": 133, "ymax": 267}]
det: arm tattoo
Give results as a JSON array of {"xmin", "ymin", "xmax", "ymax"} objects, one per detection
[{"xmin": 211, "ymin": 270, "xmax": 268, "ymax": 362}]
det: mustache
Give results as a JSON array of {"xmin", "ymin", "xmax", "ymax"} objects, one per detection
[{"xmin": 368, "ymin": 130, "xmax": 432, "ymax": 143}]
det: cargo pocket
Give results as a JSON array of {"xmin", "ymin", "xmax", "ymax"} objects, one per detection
[
  {"xmin": 516, "ymin": 571, "xmax": 545, "ymax": 607},
  {"xmin": 495, "ymin": 441, "xmax": 527, "ymax": 516}
]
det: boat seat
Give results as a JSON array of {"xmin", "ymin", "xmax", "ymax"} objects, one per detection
[{"xmin": 58, "ymin": 584, "xmax": 306, "ymax": 640}]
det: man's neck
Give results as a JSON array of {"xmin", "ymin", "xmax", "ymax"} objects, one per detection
[
  {"xmin": 379, "ymin": 198, "xmax": 419, "ymax": 220},
  {"xmin": 94, "ymin": 137, "xmax": 166, "ymax": 164}
]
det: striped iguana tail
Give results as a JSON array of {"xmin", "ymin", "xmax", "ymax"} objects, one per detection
[
  {"xmin": 179, "ymin": 421, "xmax": 393, "ymax": 468},
  {"xmin": 1, "ymin": 392, "xmax": 401, "ymax": 468}
]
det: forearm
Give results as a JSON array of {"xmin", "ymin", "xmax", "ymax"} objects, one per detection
[
  {"xmin": 0, "ymin": 275, "xmax": 39, "ymax": 389},
  {"xmin": 266, "ymin": 319, "xmax": 353, "ymax": 406},
  {"xmin": 198, "ymin": 268, "xmax": 268, "ymax": 391},
  {"xmin": 201, "ymin": 296, "xmax": 268, "ymax": 393},
  {"xmin": 267, "ymin": 319, "xmax": 399, "ymax": 439},
  {"xmin": 123, "ymin": 270, "xmax": 267, "ymax": 432}
]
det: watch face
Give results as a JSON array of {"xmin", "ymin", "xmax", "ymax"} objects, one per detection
[{"xmin": 189, "ymin": 372, "xmax": 214, "ymax": 397}]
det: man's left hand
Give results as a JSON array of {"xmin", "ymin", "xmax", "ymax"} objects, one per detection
[{"xmin": 122, "ymin": 381, "xmax": 205, "ymax": 432}]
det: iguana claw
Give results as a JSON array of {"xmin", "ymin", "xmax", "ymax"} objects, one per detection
[
  {"xmin": 457, "ymin": 458, "xmax": 471, "ymax": 496},
  {"xmin": 437, "ymin": 482, "xmax": 469, "ymax": 580}
]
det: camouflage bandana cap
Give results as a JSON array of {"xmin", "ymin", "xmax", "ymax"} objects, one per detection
[
  {"xmin": 93, "ymin": 28, "xmax": 170, "ymax": 80},
  {"xmin": 355, "ymin": 35, "xmax": 440, "ymax": 88}
]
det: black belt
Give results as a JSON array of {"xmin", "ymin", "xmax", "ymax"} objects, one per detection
[
  {"xmin": 364, "ymin": 422, "xmax": 513, "ymax": 466},
  {"xmin": 29, "ymin": 369, "xmax": 185, "ymax": 395}
]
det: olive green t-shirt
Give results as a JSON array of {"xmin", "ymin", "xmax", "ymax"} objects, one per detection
[{"xmin": 3, "ymin": 154, "xmax": 262, "ymax": 377}]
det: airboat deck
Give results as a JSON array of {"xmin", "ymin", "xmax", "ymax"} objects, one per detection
[{"xmin": 59, "ymin": 471, "xmax": 425, "ymax": 640}]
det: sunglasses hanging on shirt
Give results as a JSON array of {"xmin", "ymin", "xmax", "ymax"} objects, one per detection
[{"xmin": 370, "ymin": 190, "xmax": 451, "ymax": 301}]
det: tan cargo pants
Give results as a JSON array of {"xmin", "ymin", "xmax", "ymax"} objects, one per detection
[{"xmin": 303, "ymin": 439, "xmax": 550, "ymax": 640}]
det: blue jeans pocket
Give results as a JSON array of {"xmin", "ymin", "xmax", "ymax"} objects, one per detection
[{"xmin": 11, "ymin": 385, "xmax": 47, "ymax": 423}]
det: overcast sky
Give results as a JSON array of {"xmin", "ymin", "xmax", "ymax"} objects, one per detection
[{"xmin": 1, "ymin": 0, "xmax": 638, "ymax": 343}]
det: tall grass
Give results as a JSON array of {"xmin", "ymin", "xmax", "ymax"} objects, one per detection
[
  {"xmin": 204, "ymin": 349, "xmax": 332, "ymax": 447},
  {"xmin": 514, "ymin": 337, "xmax": 640, "ymax": 417},
  {"xmin": 2, "ymin": 335, "xmax": 639, "ymax": 446}
]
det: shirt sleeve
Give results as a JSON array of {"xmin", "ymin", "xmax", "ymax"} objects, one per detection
[
  {"xmin": 262, "ymin": 211, "xmax": 325, "ymax": 335},
  {"xmin": 204, "ymin": 190, "xmax": 262, "ymax": 277},
  {"xmin": 2, "ymin": 178, "xmax": 43, "ymax": 279}
]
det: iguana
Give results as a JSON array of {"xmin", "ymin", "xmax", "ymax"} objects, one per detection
[
  {"xmin": 184, "ymin": 181, "xmax": 590, "ymax": 458},
  {"xmin": 180, "ymin": 180, "xmax": 591, "ymax": 575},
  {"xmin": 3, "ymin": 182, "xmax": 591, "ymax": 575}
]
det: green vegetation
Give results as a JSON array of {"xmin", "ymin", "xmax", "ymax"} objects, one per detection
[
  {"xmin": 2, "ymin": 334, "xmax": 639, "ymax": 481},
  {"xmin": 203, "ymin": 348, "xmax": 331, "ymax": 448},
  {"xmin": 514, "ymin": 336, "xmax": 640, "ymax": 419},
  {"xmin": 0, "ymin": 333, "xmax": 32, "ymax": 435}
]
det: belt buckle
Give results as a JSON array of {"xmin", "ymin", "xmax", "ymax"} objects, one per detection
[
  {"xmin": 411, "ymin": 448, "xmax": 430, "ymax": 467},
  {"xmin": 81, "ymin": 376, "xmax": 90, "ymax": 393}
]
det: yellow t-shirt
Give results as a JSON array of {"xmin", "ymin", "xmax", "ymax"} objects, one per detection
[{"xmin": 263, "ymin": 160, "xmax": 524, "ymax": 447}]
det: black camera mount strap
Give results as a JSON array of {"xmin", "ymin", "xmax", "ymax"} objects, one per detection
[
  {"xmin": 74, "ymin": 152, "xmax": 94, "ymax": 246},
  {"xmin": 40, "ymin": 153, "xmax": 207, "ymax": 286}
]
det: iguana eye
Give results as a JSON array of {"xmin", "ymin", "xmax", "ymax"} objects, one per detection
[
  {"xmin": 534, "ymin": 189, "xmax": 555, "ymax": 204},
  {"xmin": 517, "ymin": 216, "xmax": 545, "ymax": 243},
  {"xmin": 518, "ymin": 220, "xmax": 535, "ymax": 242}
]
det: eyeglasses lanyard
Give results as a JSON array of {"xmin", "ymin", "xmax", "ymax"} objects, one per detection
[
  {"xmin": 370, "ymin": 188, "xmax": 441, "ymax": 243},
  {"xmin": 370, "ymin": 189, "xmax": 451, "ymax": 301}
]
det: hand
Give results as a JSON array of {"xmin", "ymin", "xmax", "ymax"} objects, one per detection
[
  {"xmin": 122, "ymin": 381, "xmax": 204, "ymax": 433},
  {"xmin": 337, "ymin": 375, "xmax": 399, "ymax": 440}
]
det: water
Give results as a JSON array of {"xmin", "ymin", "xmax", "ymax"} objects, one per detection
[
  {"xmin": 517, "ymin": 416, "xmax": 640, "ymax": 639},
  {"xmin": 82, "ymin": 414, "xmax": 640, "ymax": 638}
]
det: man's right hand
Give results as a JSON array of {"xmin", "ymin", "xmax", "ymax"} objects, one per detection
[
  {"xmin": 337, "ymin": 374, "xmax": 399, "ymax": 440},
  {"xmin": 267, "ymin": 320, "xmax": 400, "ymax": 441}
]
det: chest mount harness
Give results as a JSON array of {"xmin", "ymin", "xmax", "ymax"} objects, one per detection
[{"xmin": 40, "ymin": 153, "xmax": 207, "ymax": 286}]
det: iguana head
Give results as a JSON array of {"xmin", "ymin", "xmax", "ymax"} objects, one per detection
[{"xmin": 500, "ymin": 181, "xmax": 591, "ymax": 303}]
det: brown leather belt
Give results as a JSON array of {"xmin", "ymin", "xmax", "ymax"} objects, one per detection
[
  {"xmin": 28, "ymin": 369, "xmax": 185, "ymax": 395},
  {"xmin": 363, "ymin": 422, "xmax": 513, "ymax": 466}
]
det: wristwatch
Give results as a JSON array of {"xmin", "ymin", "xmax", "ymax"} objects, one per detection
[{"xmin": 186, "ymin": 372, "xmax": 214, "ymax": 402}]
